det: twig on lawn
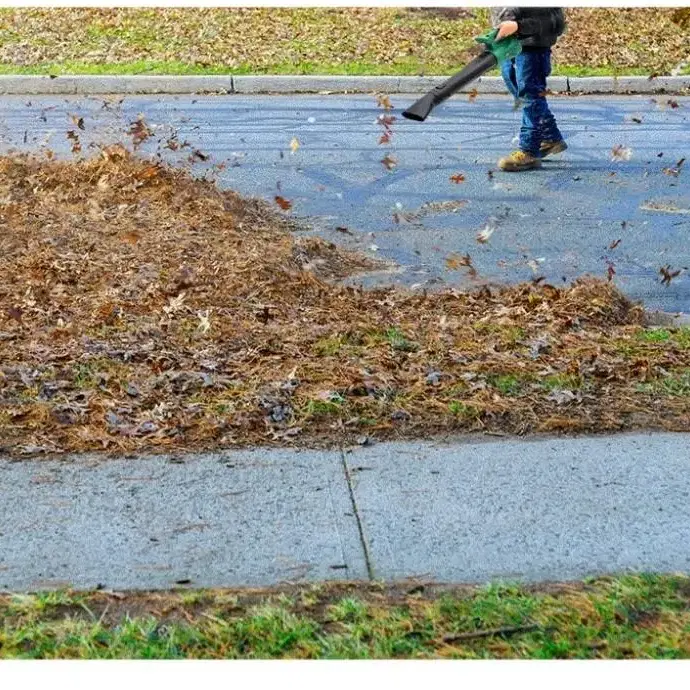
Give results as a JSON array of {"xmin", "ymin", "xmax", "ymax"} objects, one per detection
[{"xmin": 442, "ymin": 623, "xmax": 541, "ymax": 642}]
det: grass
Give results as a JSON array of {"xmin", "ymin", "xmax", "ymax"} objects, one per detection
[
  {"xmin": 0, "ymin": 8, "xmax": 688, "ymax": 78},
  {"xmin": 638, "ymin": 369, "xmax": 690, "ymax": 397},
  {"xmin": 448, "ymin": 401, "xmax": 480, "ymax": 419},
  {"xmin": 635, "ymin": 327, "xmax": 690, "ymax": 348},
  {"xmin": 540, "ymin": 374, "xmax": 583, "ymax": 391},
  {"xmin": 1, "ymin": 575, "xmax": 688, "ymax": 659},
  {"xmin": 488, "ymin": 374, "xmax": 523, "ymax": 397},
  {"xmin": 384, "ymin": 327, "xmax": 418, "ymax": 353},
  {"xmin": 0, "ymin": 61, "xmax": 667, "ymax": 79}
]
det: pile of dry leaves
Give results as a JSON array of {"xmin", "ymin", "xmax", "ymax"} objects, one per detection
[{"xmin": 1, "ymin": 149, "xmax": 689, "ymax": 457}]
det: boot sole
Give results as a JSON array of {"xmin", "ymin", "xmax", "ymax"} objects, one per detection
[
  {"xmin": 540, "ymin": 141, "xmax": 568, "ymax": 159},
  {"xmin": 498, "ymin": 162, "xmax": 541, "ymax": 172}
]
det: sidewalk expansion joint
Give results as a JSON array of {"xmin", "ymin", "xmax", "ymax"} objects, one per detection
[{"xmin": 339, "ymin": 446, "xmax": 374, "ymax": 580}]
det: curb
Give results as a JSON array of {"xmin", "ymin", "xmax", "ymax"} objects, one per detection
[{"xmin": 0, "ymin": 74, "xmax": 688, "ymax": 96}]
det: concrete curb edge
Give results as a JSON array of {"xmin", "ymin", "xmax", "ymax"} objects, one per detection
[{"xmin": 0, "ymin": 74, "xmax": 688, "ymax": 96}]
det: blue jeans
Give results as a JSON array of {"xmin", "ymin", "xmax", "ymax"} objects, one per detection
[{"xmin": 501, "ymin": 48, "xmax": 563, "ymax": 156}]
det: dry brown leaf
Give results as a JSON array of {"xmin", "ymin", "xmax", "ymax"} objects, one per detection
[
  {"xmin": 449, "ymin": 173, "xmax": 466, "ymax": 184},
  {"xmin": 611, "ymin": 145, "xmax": 632, "ymax": 162},
  {"xmin": 128, "ymin": 116, "xmax": 151, "ymax": 148},
  {"xmin": 274, "ymin": 195, "xmax": 293, "ymax": 210},
  {"xmin": 660, "ymin": 265, "xmax": 682, "ymax": 286},
  {"xmin": 135, "ymin": 165, "xmax": 160, "ymax": 180},
  {"xmin": 476, "ymin": 225, "xmax": 494, "ymax": 244},
  {"xmin": 377, "ymin": 114, "xmax": 396, "ymax": 129},
  {"xmin": 381, "ymin": 154, "xmax": 397, "ymax": 170},
  {"xmin": 606, "ymin": 261, "xmax": 616, "ymax": 282},
  {"xmin": 121, "ymin": 231, "xmax": 141, "ymax": 245},
  {"xmin": 376, "ymin": 94, "xmax": 393, "ymax": 110},
  {"xmin": 191, "ymin": 149, "xmax": 209, "ymax": 162},
  {"xmin": 445, "ymin": 253, "xmax": 476, "ymax": 276},
  {"xmin": 66, "ymin": 130, "xmax": 81, "ymax": 154}
]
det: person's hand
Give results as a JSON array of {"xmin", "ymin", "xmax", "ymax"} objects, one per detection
[{"xmin": 496, "ymin": 20, "xmax": 519, "ymax": 40}]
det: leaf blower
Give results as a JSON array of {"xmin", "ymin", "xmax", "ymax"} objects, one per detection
[{"xmin": 402, "ymin": 28, "xmax": 522, "ymax": 122}]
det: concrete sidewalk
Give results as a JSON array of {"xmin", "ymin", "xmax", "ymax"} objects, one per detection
[{"xmin": 2, "ymin": 432, "xmax": 689, "ymax": 592}]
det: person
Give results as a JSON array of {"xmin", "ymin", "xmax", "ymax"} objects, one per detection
[{"xmin": 492, "ymin": 8, "xmax": 567, "ymax": 171}]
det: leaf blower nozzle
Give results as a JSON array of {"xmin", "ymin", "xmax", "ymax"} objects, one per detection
[{"xmin": 402, "ymin": 29, "xmax": 522, "ymax": 122}]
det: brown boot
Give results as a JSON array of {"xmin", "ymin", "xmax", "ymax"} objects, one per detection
[{"xmin": 497, "ymin": 150, "xmax": 541, "ymax": 172}]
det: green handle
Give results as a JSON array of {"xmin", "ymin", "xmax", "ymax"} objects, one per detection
[{"xmin": 475, "ymin": 28, "xmax": 522, "ymax": 63}]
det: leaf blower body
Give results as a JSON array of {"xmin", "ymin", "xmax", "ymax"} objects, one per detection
[{"xmin": 402, "ymin": 29, "xmax": 522, "ymax": 122}]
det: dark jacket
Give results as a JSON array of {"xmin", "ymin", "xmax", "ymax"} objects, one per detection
[{"xmin": 491, "ymin": 8, "xmax": 566, "ymax": 48}]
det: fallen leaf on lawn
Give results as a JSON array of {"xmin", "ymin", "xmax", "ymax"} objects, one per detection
[
  {"xmin": 6, "ymin": 306, "xmax": 22, "ymax": 321},
  {"xmin": 449, "ymin": 173, "xmax": 466, "ymax": 184},
  {"xmin": 660, "ymin": 265, "xmax": 682, "ymax": 286},
  {"xmin": 381, "ymin": 154, "xmax": 397, "ymax": 170},
  {"xmin": 270, "ymin": 426, "xmax": 302, "ymax": 441},
  {"xmin": 611, "ymin": 144, "xmax": 632, "ymax": 161},
  {"xmin": 547, "ymin": 389, "xmax": 577, "ymax": 405},
  {"xmin": 197, "ymin": 310, "xmax": 211, "ymax": 334},
  {"xmin": 135, "ymin": 165, "xmax": 160, "ymax": 180},
  {"xmin": 290, "ymin": 137, "xmax": 300, "ymax": 153},
  {"xmin": 164, "ymin": 293, "xmax": 186, "ymax": 316},
  {"xmin": 121, "ymin": 231, "xmax": 141, "ymax": 245},
  {"xmin": 274, "ymin": 195, "xmax": 293, "ymax": 210},
  {"xmin": 376, "ymin": 94, "xmax": 393, "ymax": 110}
]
